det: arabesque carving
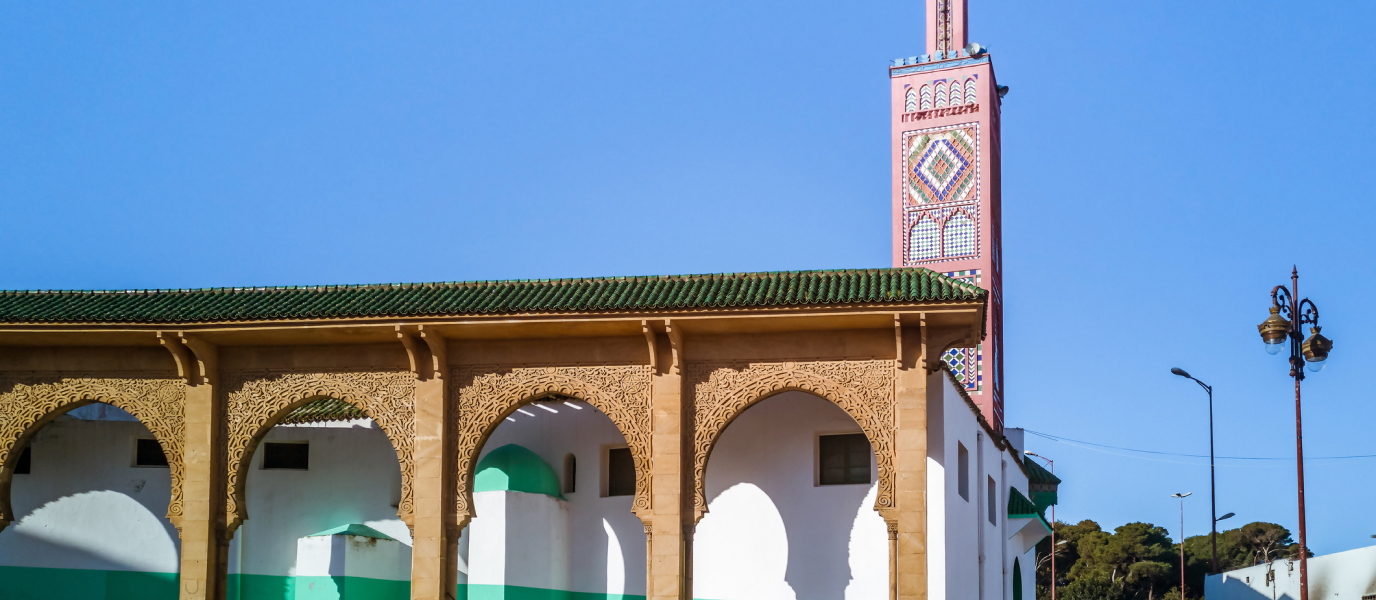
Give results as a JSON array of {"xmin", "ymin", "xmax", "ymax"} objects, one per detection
[
  {"xmin": 223, "ymin": 370, "xmax": 416, "ymax": 533},
  {"xmin": 0, "ymin": 374, "xmax": 186, "ymax": 530},
  {"xmin": 688, "ymin": 360, "xmax": 896, "ymax": 521},
  {"xmin": 453, "ymin": 365, "xmax": 653, "ymax": 521}
]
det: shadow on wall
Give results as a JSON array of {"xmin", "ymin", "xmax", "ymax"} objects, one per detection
[
  {"xmin": 0, "ymin": 526, "xmax": 178, "ymax": 600},
  {"xmin": 466, "ymin": 400, "xmax": 647, "ymax": 598},
  {"xmin": 0, "ymin": 490, "xmax": 179, "ymax": 572},
  {"xmin": 695, "ymin": 392, "xmax": 884, "ymax": 600},
  {"xmin": 1210, "ymin": 575, "xmax": 1295, "ymax": 600}
]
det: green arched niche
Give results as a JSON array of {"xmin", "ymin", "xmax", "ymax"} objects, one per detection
[
  {"xmin": 1013, "ymin": 557, "xmax": 1023, "ymax": 600},
  {"xmin": 474, "ymin": 444, "xmax": 564, "ymax": 499}
]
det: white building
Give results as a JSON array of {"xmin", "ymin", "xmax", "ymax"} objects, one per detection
[
  {"xmin": 0, "ymin": 370, "xmax": 1052, "ymax": 600},
  {"xmin": 1206, "ymin": 545, "xmax": 1376, "ymax": 600}
]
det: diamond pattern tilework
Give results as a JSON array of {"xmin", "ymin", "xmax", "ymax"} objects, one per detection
[
  {"xmin": 904, "ymin": 124, "xmax": 978, "ymax": 206},
  {"xmin": 909, "ymin": 217, "xmax": 940, "ymax": 261},
  {"xmin": 942, "ymin": 345, "xmax": 983, "ymax": 392},
  {"xmin": 941, "ymin": 267, "xmax": 983, "ymax": 392},
  {"xmin": 943, "ymin": 212, "xmax": 976, "ymax": 257}
]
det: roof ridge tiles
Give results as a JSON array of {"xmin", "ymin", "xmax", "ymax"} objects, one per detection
[{"xmin": 0, "ymin": 268, "xmax": 985, "ymax": 324}]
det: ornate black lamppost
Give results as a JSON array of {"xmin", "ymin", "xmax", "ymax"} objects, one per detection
[{"xmin": 1257, "ymin": 267, "xmax": 1333, "ymax": 600}]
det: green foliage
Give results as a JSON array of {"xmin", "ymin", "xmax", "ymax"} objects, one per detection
[
  {"xmin": 1059, "ymin": 575, "xmax": 1126, "ymax": 600},
  {"xmin": 1035, "ymin": 519, "xmax": 1295, "ymax": 600}
]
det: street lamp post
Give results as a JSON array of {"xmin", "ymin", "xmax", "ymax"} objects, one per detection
[
  {"xmin": 1171, "ymin": 492, "xmax": 1192, "ymax": 597},
  {"xmin": 1025, "ymin": 452, "xmax": 1057, "ymax": 600},
  {"xmin": 1170, "ymin": 368, "xmax": 1218, "ymax": 574},
  {"xmin": 1257, "ymin": 267, "xmax": 1332, "ymax": 600}
]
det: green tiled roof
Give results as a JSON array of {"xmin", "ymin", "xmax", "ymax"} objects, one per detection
[
  {"xmin": 279, "ymin": 398, "xmax": 368, "ymax": 425},
  {"xmin": 0, "ymin": 268, "xmax": 984, "ymax": 324},
  {"xmin": 1025, "ymin": 459, "xmax": 1061, "ymax": 486},
  {"xmin": 306, "ymin": 524, "xmax": 395, "ymax": 540},
  {"xmin": 1008, "ymin": 487, "xmax": 1041, "ymax": 519}
]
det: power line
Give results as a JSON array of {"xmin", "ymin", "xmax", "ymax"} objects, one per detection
[{"xmin": 1024, "ymin": 429, "xmax": 1376, "ymax": 461}]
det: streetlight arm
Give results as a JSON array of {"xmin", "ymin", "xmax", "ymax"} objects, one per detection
[{"xmin": 1297, "ymin": 298, "xmax": 1320, "ymax": 327}]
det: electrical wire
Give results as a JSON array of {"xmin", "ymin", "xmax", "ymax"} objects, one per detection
[{"xmin": 1024, "ymin": 429, "xmax": 1376, "ymax": 461}]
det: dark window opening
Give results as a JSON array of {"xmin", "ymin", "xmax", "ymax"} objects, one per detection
[
  {"xmin": 15, "ymin": 446, "xmax": 31, "ymax": 475},
  {"xmin": 263, "ymin": 442, "xmax": 309, "ymax": 470},
  {"xmin": 987, "ymin": 476, "xmax": 998, "ymax": 524},
  {"xmin": 563, "ymin": 454, "xmax": 577, "ymax": 494},
  {"xmin": 957, "ymin": 442, "xmax": 970, "ymax": 501},
  {"xmin": 819, "ymin": 433, "xmax": 871, "ymax": 486},
  {"xmin": 135, "ymin": 439, "xmax": 169, "ymax": 467},
  {"xmin": 607, "ymin": 447, "xmax": 635, "ymax": 497}
]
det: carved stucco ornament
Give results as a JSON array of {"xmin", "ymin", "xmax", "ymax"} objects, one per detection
[
  {"xmin": 0, "ymin": 374, "xmax": 186, "ymax": 531},
  {"xmin": 452, "ymin": 365, "xmax": 653, "ymax": 525},
  {"xmin": 688, "ymin": 360, "xmax": 897, "ymax": 522},
  {"xmin": 222, "ymin": 370, "xmax": 416, "ymax": 534}
]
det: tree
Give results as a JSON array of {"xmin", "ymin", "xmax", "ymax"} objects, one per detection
[
  {"xmin": 1238, "ymin": 522, "xmax": 1294, "ymax": 564},
  {"xmin": 1038, "ymin": 520, "xmax": 1103, "ymax": 595},
  {"xmin": 1070, "ymin": 522, "xmax": 1177, "ymax": 600},
  {"xmin": 1060, "ymin": 575, "xmax": 1127, "ymax": 600}
]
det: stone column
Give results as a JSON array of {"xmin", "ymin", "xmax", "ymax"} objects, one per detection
[
  {"xmin": 894, "ymin": 322, "xmax": 929, "ymax": 600},
  {"xmin": 410, "ymin": 327, "xmax": 456, "ymax": 600},
  {"xmin": 174, "ymin": 335, "xmax": 226, "ymax": 600},
  {"xmin": 647, "ymin": 326, "xmax": 690, "ymax": 600},
  {"xmin": 410, "ymin": 375, "xmax": 454, "ymax": 599}
]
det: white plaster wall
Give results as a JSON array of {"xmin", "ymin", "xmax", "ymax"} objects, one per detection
[
  {"xmin": 468, "ymin": 491, "xmax": 571, "ymax": 591},
  {"xmin": 295, "ymin": 534, "xmax": 410, "ymax": 580},
  {"xmin": 0, "ymin": 414, "xmax": 181, "ymax": 573},
  {"xmin": 693, "ymin": 391, "xmax": 888, "ymax": 600},
  {"xmin": 1206, "ymin": 545, "xmax": 1376, "ymax": 600},
  {"xmin": 460, "ymin": 399, "xmax": 647, "ymax": 596},
  {"xmin": 227, "ymin": 422, "xmax": 411, "ymax": 578},
  {"xmin": 928, "ymin": 373, "xmax": 1037, "ymax": 600}
]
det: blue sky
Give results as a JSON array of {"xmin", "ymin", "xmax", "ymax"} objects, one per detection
[{"xmin": 3, "ymin": 1, "xmax": 1375, "ymax": 555}]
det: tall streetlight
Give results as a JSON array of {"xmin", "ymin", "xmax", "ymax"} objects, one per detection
[
  {"xmin": 1257, "ymin": 267, "xmax": 1332, "ymax": 600},
  {"xmin": 1026, "ymin": 451, "xmax": 1058, "ymax": 600},
  {"xmin": 1171, "ymin": 492, "xmax": 1192, "ymax": 598},
  {"xmin": 1170, "ymin": 367, "xmax": 1220, "ymax": 575}
]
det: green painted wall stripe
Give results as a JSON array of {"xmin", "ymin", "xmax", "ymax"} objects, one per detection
[
  {"xmin": 0, "ymin": 568, "xmax": 696, "ymax": 600},
  {"xmin": 0, "ymin": 566, "xmax": 178, "ymax": 600},
  {"xmin": 463, "ymin": 585, "xmax": 645, "ymax": 600}
]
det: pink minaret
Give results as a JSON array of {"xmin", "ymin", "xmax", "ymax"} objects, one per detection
[{"xmin": 891, "ymin": 0, "xmax": 1005, "ymax": 430}]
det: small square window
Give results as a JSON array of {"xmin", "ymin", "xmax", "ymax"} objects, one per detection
[
  {"xmin": 134, "ymin": 439, "xmax": 169, "ymax": 468},
  {"xmin": 262, "ymin": 442, "xmax": 309, "ymax": 470},
  {"xmin": 819, "ymin": 433, "xmax": 871, "ymax": 486},
  {"xmin": 607, "ymin": 447, "xmax": 635, "ymax": 497},
  {"xmin": 15, "ymin": 446, "xmax": 31, "ymax": 475}
]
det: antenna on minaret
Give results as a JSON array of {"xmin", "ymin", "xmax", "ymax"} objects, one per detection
[{"xmin": 926, "ymin": 0, "xmax": 969, "ymax": 58}]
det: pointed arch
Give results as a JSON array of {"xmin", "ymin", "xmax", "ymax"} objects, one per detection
[
  {"xmin": 942, "ymin": 211, "xmax": 977, "ymax": 257},
  {"xmin": 909, "ymin": 214, "xmax": 940, "ymax": 262},
  {"xmin": 452, "ymin": 365, "xmax": 653, "ymax": 526},
  {"xmin": 934, "ymin": 81, "xmax": 948, "ymax": 108},
  {"xmin": 949, "ymin": 80, "xmax": 963, "ymax": 107},
  {"xmin": 687, "ymin": 360, "xmax": 896, "ymax": 523},
  {"xmin": 221, "ymin": 370, "xmax": 416, "ymax": 534},
  {"xmin": 904, "ymin": 87, "xmax": 918, "ymax": 113},
  {"xmin": 964, "ymin": 77, "xmax": 978, "ymax": 105},
  {"xmin": 920, "ymin": 84, "xmax": 933, "ymax": 110},
  {"xmin": 0, "ymin": 374, "xmax": 185, "ymax": 532}
]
